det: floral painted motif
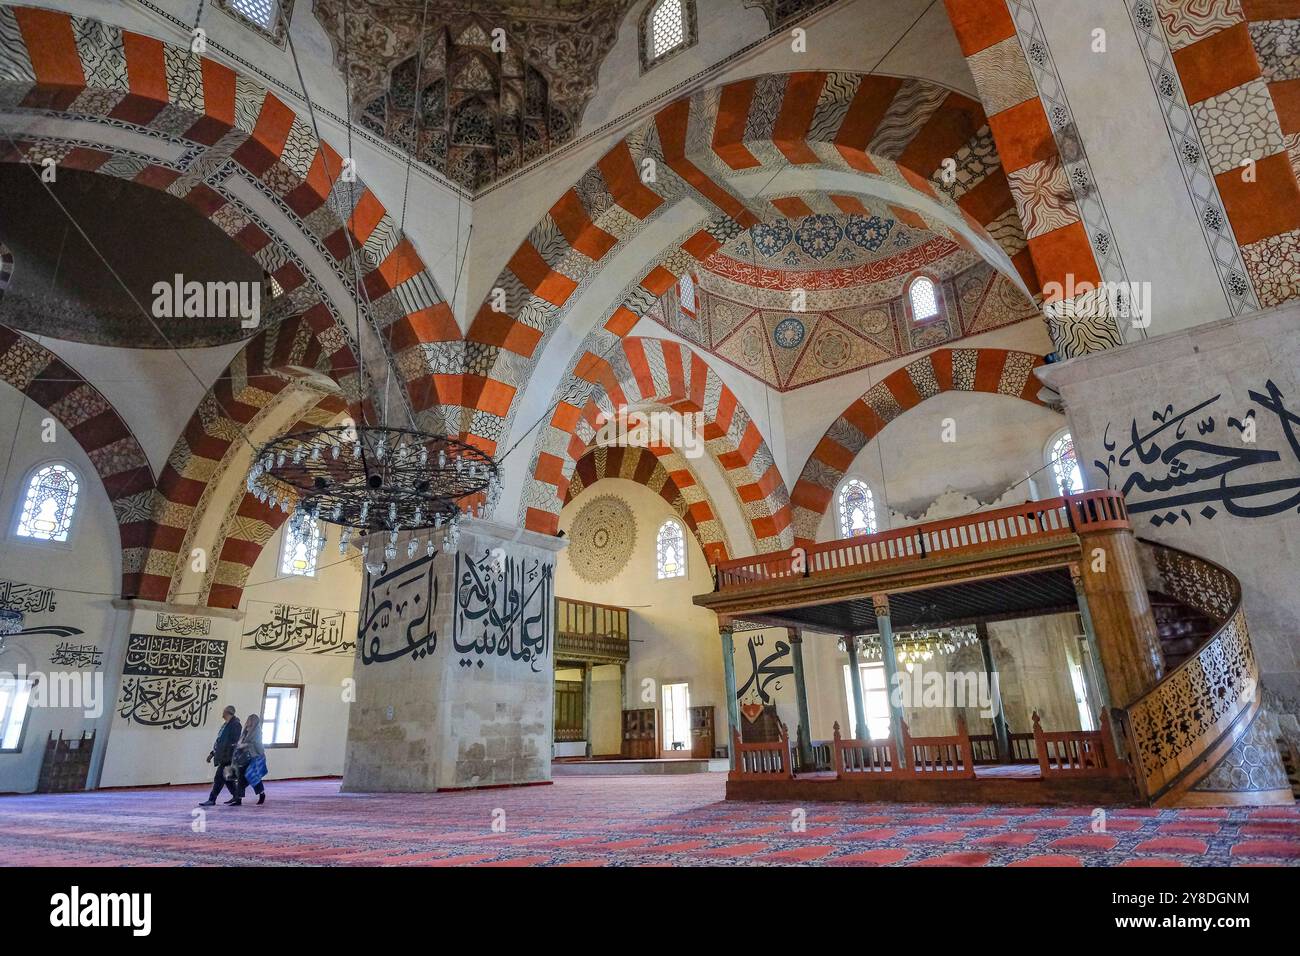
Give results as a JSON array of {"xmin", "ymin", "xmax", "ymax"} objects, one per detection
[
  {"xmin": 844, "ymin": 215, "xmax": 893, "ymax": 251},
  {"xmin": 773, "ymin": 318, "xmax": 806, "ymax": 349},
  {"xmin": 793, "ymin": 214, "xmax": 843, "ymax": 260}
]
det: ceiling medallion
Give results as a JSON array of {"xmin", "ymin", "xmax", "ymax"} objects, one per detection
[
  {"xmin": 247, "ymin": 425, "xmax": 500, "ymax": 574},
  {"xmin": 567, "ymin": 494, "xmax": 636, "ymax": 584}
]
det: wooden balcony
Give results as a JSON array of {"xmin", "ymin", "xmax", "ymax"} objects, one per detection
[
  {"xmin": 555, "ymin": 596, "xmax": 630, "ymax": 665},
  {"xmin": 697, "ymin": 492, "xmax": 1128, "ymax": 629}
]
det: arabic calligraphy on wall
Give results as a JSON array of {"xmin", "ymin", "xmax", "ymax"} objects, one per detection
[
  {"xmin": 1098, "ymin": 380, "xmax": 1300, "ymax": 526},
  {"xmin": 49, "ymin": 642, "xmax": 102, "ymax": 668},
  {"xmin": 117, "ymin": 634, "xmax": 228, "ymax": 730},
  {"xmin": 0, "ymin": 580, "xmax": 56, "ymax": 613},
  {"xmin": 735, "ymin": 632, "xmax": 793, "ymax": 705},
  {"xmin": 118, "ymin": 678, "xmax": 219, "ymax": 729},
  {"xmin": 242, "ymin": 602, "xmax": 355, "ymax": 657},
  {"xmin": 122, "ymin": 634, "xmax": 228, "ymax": 680},
  {"xmin": 359, "ymin": 552, "xmax": 441, "ymax": 665},
  {"xmin": 155, "ymin": 612, "xmax": 212, "ymax": 637},
  {"xmin": 453, "ymin": 549, "xmax": 553, "ymax": 674}
]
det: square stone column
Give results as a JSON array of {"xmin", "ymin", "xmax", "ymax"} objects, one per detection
[{"xmin": 342, "ymin": 519, "xmax": 565, "ymax": 792}]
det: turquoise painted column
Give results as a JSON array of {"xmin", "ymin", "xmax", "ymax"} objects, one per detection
[
  {"xmin": 845, "ymin": 635, "xmax": 868, "ymax": 740},
  {"xmin": 789, "ymin": 628, "xmax": 813, "ymax": 768},
  {"xmin": 874, "ymin": 595, "xmax": 906, "ymax": 753},
  {"xmin": 720, "ymin": 622, "xmax": 740, "ymax": 768}
]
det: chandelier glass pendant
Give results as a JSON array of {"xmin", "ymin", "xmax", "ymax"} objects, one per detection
[
  {"xmin": 247, "ymin": 425, "xmax": 500, "ymax": 574},
  {"xmin": 842, "ymin": 625, "xmax": 980, "ymax": 671}
]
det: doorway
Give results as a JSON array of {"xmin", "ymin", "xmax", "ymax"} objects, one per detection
[{"xmin": 661, "ymin": 682, "xmax": 691, "ymax": 756}]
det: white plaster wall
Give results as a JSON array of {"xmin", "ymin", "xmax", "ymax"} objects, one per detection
[
  {"xmin": 783, "ymin": 317, "xmax": 1055, "ymax": 496},
  {"xmin": 0, "ymin": 383, "xmax": 121, "ymax": 793},
  {"xmin": 555, "ymin": 478, "xmax": 726, "ymax": 753},
  {"xmin": 812, "ymin": 388, "xmax": 1068, "ymax": 541}
]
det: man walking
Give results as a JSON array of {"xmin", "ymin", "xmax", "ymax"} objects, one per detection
[{"xmin": 199, "ymin": 705, "xmax": 242, "ymax": 807}]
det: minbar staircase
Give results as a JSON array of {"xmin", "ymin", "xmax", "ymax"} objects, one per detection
[{"xmin": 1148, "ymin": 591, "xmax": 1216, "ymax": 672}]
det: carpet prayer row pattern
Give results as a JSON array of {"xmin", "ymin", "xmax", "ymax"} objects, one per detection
[{"xmin": 0, "ymin": 776, "xmax": 1297, "ymax": 867}]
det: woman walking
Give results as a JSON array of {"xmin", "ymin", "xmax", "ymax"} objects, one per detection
[{"xmin": 230, "ymin": 712, "xmax": 269, "ymax": 806}]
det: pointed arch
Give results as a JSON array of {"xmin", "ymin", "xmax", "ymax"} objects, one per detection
[
  {"xmin": 0, "ymin": 6, "xmax": 459, "ymax": 427},
  {"xmin": 564, "ymin": 443, "xmax": 732, "ymax": 563},
  {"xmin": 523, "ymin": 336, "xmax": 792, "ymax": 554},
  {"xmin": 788, "ymin": 347, "xmax": 1056, "ymax": 546},
  {"xmin": 0, "ymin": 326, "xmax": 154, "ymax": 595},
  {"xmin": 457, "ymin": 67, "xmax": 1093, "ymax": 452},
  {"xmin": 135, "ymin": 313, "xmax": 354, "ymax": 601}
]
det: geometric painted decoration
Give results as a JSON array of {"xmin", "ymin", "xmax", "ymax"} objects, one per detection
[
  {"xmin": 656, "ymin": 519, "xmax": 686, "ymax": 579},
  {"xmin": 567, "ymin": 495, "xmax": 637, "ymax": 584}
]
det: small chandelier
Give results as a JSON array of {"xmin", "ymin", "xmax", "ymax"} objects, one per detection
[
  {"xmin": 859, "ymin": 625, "xmax": 979, "ymax": 671},
  {"xmin": 0, "ymin": 608, "xmax": 22, "ymax": 656},
  {"xmin": 247, "ymin": 425, "xmax": 500, "ymax": 574}
]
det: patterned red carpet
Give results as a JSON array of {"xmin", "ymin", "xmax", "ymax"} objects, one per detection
[{"xmin": 0, "ymin": 775, "xmax": 1297, "ymax": 867}]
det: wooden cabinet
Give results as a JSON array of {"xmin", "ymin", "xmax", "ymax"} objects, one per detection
[
  {"xmin": 689, "ymin": 705, "xmax": 715, "ymax": 759},
  {"xmin": 621, "ymin": 708, "xmax": 657, "ymax": 759},
  {"xmin": 37, "ymin": 730, "xmax": 95, "ymax": 793}
]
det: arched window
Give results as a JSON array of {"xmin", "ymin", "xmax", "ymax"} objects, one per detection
[
  {"xmin": 837, "ymin": 478, "xmax": 877, "ymax": 538},
  {"xmin": 15, "ymin": 463, "xmax": 79, "ymax": 543},
  {"xmin": 656, "ymin": 518, "xmax": 687, "ymax": 579},
  {"xmin": 640, "ymin": 0, "xmax": 698, "ymax": 71},
  {"xmin": 216, "ymin": 0, "xmax": 293, "ymax": 44},
  {"xmin": 678, "ymin": 272, "xmax": 696, "ymax": 314},
  {"xmin": 1049, "ymin": 431, "xmax": 1085, "ymax": 496},
  {"xmin": 908, "ymin": 275, "xmax": 939, "ymax": 321},
  {"xmin": 280, "ymin": 513, "xmax": 321, "ymax": 577}
]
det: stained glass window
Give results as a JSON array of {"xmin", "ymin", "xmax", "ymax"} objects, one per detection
[
  {"xmin": 656, "ymin": 518, "xmax": 686, "ymax": 579},
  {"xmin": 280, "ymin": 514, "xmax": 321, "ymax": 577},
  {"xmin": 909, "ymin": 275, "xmax": 939, "ymax": 321},
  {"xmin": 837, "ymin": 478, "xmax": 877, "ymax": 538},
  {"xmin": 651, "ymin": 0, "xmax": 686, "ymax": 58},
  {"xmin": 1051, "ymin": 432, "xmax": 1084, "ymax": 495},
  {"xmin": 229, "ymin": 0, "xmax": 277, "ymax": 30},
  {"xmin": 15, "ymin": 464, "xmax": 79, "ymax": 543},
  {"xmin": 679, "ymin": 272, "xmax": 696, "ymax": 313}
]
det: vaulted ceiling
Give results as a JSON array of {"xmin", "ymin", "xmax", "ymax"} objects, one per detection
[{"xmin": 311, "ymin": 0, "xmax": 636, "ymax": 190}]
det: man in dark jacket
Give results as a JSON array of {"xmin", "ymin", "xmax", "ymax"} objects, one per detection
[{"xmin": 199, "ymin": 706, "xmax": 242, "ymax": 807}]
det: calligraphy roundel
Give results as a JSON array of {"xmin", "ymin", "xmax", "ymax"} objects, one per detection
[{"xmin": 568, "ymin": 495, "xmax": 637, "ymax": 584}]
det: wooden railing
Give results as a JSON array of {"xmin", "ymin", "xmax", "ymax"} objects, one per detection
[
  {"xmin": 900, "ymin": 716, "xmax": 976, "ymax": 778},
  {"xmin": 1118, "ymin": 541, "xmax": 1258, "ymax": 803},
  {"xmin": 1032, "ymin": 711, "xmax": 1126, "ymax": 778},
  {"xmin": 832, "ymin": 723, "xmax": 896, "ymax": 774},
  {"xmin": 731, "ymin": 728, "xmax": 794, "ymax": 781},
  {"xmin": 713, "ymin": 491, "xmax": 1128, "ymax": 591},
  {"xmin": 555, "ymin": 596, "xmax": 630, "ymax": 663},
  {"xmin": 970, "ymin": 732, "xmax": 1037, "ymax": 764}
]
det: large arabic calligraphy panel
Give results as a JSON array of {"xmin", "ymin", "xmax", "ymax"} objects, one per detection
[
  {"xmin": 343, "ymin": 521, "xmax": 564, "ymax": 792},
  {"xmin": 117, "ymin": 634, "xmax": 229, "ymax": 731},
  {"xmin": 242, "ymin": 601, "xmax": 356, "ymax": 657}
]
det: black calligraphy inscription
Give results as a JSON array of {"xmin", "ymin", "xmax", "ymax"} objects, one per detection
[
  {"xmin": 118, "ymin": 677, "xmax": 219, "ymax": 729},
  {"xmin": 452, "ymin": 549, "xmax": 553, "ymax": 673},
  {"xmin": 1098, "ymin": 380, "xmax": 1300, "ymax": 526},
  {"xmin": 242, "ymin": 603, "xmax": 354, "ymax": 656},
  {"xmin": 155, "ymin": 612, "xmax": 212, "ymax": 636},
  {"xmin": 49, "ymin": 642, "xmax": 102, "ymax": 668},
  {"xmin": 0, "ymin": 579, "xmax": 56, "ymax": 613},
  {"xmin": 358, "ymin": 553, "xmax": 439, "ymax": 665},
  {"xmin": 122, "ymin": 634, "xmax": 227, "ymax": 679},
  {"xmin": 735, "ymin": 633, "xmax": 793, "ymax": 704}
]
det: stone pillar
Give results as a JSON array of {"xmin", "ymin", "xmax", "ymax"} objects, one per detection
[
  {"xmin": 788, "ymin": 628, "xmax": 813, "ymax": 767},
  {"xmin": 720, "ymin": 621, "xmax": 739, "ymax": 768},
  {"xmin": 976, "ymin": 621, "xmax": 1010, "ymax": 761},
  {"xmin": 1073, "ymin": 529, "xmax": 1162, "ymax": 708},
  {"xmin": 342, "ymin": 518, "xmax": 564, "ymax": 791},
  {"xmin": 845, "ymin": 635, "xmax": 867, "ymax": 740},
  {"xmin": 582, "ymin": 662, "xmax": 593, "ymax": 758},
  {"xmin": 1071, "ymin": 563, "xmax": 1116, "ymax": 717},
  {"xmin": 874, "ymin": 595, "xmax": 906, "ymax": 753}
]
